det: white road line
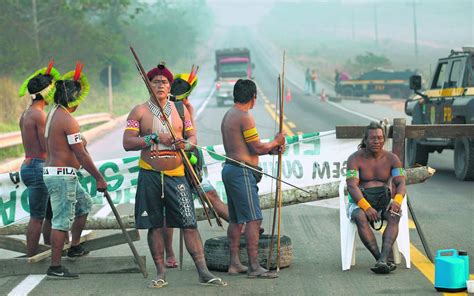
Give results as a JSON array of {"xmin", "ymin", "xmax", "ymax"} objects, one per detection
[
  {"xmin": 195, "ymin": 87, "xmax": 216, "ymax": 120},
  {"xmin": 9, "ymin": 200, "xmax": 113, "ymax": 295},
  {"xmin": 327, "ymin": 101, "xmax": 380, "ymax": 122},
  {"xmin": 8, "ymin": 275, "xmax": 45, "ymax": 296}
]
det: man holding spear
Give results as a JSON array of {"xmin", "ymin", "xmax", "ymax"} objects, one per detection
[
  {"xmin": 221, "ymin": 79, "xmax": 285, "ymax": 278},
  {"xmin": 123, "ymin": 63, "xmax": 227, "ymax": 288}
]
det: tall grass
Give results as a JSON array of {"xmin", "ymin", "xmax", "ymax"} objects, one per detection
[{"xmin": 0, "ymin": 77, "xmax": 27, "ymax": 132}]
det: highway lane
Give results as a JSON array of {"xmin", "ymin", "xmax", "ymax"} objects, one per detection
[{"xmin": 4, "ymin": 28, "xmax": 472, "ymax": 295}]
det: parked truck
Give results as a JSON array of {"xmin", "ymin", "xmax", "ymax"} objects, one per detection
[
  {"xmin": 336, "ymin": 68, "xmax": 416, "ymax": 99},
  {"xmin": 405, "ymin": 47, "xmax": 474, "ymax": 180},
  {"xmin": 214, "ymin": 48, "xmax": 254, "ymax": 107}
]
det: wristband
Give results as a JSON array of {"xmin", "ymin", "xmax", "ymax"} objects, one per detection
[
  {"xmin": 393, "ymin": 194, "xmax": 404, "ymax": 205},
  {"xmin": 150, "ymin": 133, "xmax": 159, "ymax": 144},
  {"xmin": 144, "ymin": 135, "xmax": 153, "ymax": 147},
  {"xmin": 357, "ymin": 198, "xmax": 372, "ymax": 212}
]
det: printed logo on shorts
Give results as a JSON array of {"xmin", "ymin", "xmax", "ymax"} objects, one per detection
[
  {"xmin": 141, "ymin": 211, "xmax": 148, "ymax": 217},
  {"xmin": 176, "ymin": 183, "xmax": 195, "ymax": 227}
]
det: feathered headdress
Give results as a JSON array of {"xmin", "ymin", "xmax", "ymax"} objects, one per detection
[
  {"xmin": 170, "ymin": 65, "xmax": 199, "ymax": 100},
  {"xmin": 59, "ymin": 61, "xmax": 90, "ymax": 107},
  {"xmin": 18, "ymin": 60, "xmax": 61, "ymax": 103}
]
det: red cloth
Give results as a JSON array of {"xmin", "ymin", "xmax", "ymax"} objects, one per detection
[{"xmin": 147, "ymin": 65, "xmax": 174, "ymax": 84}]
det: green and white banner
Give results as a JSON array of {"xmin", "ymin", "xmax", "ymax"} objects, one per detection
[{"xmin": 0, "ymin": 131, "xmax": 358, "ymax": 227}]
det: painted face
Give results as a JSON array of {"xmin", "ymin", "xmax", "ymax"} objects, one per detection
[
  {"xmin": 365, "ymin": 128, "xmax": 385, "ymax": 152},
  {"xmin": 150, "ymin": 75, "xmax": 171, "ymax": 100}
]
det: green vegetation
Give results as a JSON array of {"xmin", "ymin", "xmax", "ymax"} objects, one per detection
[{"xmin": 0, "ymin": 0, "xmax": 213, "ymax": 131}]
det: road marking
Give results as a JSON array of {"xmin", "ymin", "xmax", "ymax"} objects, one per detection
[
  {"xmin": 8, "ymin": 201, "xmax": 114, "ymax": 295},
  {"xmin": 327, "ymin": 101, "xmax": 380, "ymax": 122},
  {"xmin": 8, "ymin": 275, "xmax": 45, "ymax": 296},
  {"xmin": 263, "ymin": 104, "xmax": 295, "ymax": 136},
  {"xmin": 287, "ymin": 121, "xmax": 296, "ymax": 128},
  {"xmin": 195, "ymin": 87, "xmax": 216, "ymax": 120}
]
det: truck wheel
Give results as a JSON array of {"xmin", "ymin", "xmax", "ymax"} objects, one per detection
[
  {"xmin": 406, "ymin": 138, "xmax": 429, "ymax": 167},
  {"xmin": 454, "ymin": 138, "xmax": 474, "ymax": 181},
  {"xmin": 204, "ymin": 234, "xmax": 293, "ymax": 271}
]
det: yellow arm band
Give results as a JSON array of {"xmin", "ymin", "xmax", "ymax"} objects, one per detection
[
  {"xmin": 357, "ymin": 198, "xmax": 372, "ymax": 212},
  {"xmin": 243, "ymin": 127, "xmax": 259, "ymax": 143},
  {"xmin": 393, "ymin": 194, "xmax": 404, "ymax": 205}
]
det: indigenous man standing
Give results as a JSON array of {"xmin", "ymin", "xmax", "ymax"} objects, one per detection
[
  {"xmin": 346, "ymin": 121, "xmax": 407, "ymax": 274},
  {"xmin": 18, "ymin": 64, "xmax": 60, "ymax": 256},
  {"xmin": 221, "ymin": 79, "xmax": 285, "ymax": 278},
  {"xmin": 161, "ymin": 72, "xmax": 230, "ymax": 268},
  {"xmin": 123, "ymin": 64, "xmax": 227, "ymax": 288},
  {"xmin": 43, "ymin": 69, "xmax": 107, "ymax": 279}
]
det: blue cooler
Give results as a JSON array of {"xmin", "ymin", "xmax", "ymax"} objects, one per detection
[{"xmin": 434, "ymin": 249, "xmax": 467, "ymax": 292}]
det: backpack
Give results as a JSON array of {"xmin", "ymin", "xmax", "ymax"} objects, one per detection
[{"xmin": 174, "ymin": 101, "xmax": 204, "ymax": 182}]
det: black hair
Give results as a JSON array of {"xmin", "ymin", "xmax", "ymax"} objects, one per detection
[
  {"xmin": 170, "ymin": 78, "xmax": 191, "ymax": 97},
  {"xmin": 358, "ymin": 121, "xmax": 386, "ymax": 150},
  {"xmin": 233, "ymin": 79, "xmax": 256, "ymax": 104},
  {"xmin": 54, "ymin": 80, "xmax": 81, "ymax": 107},
  {"xmin": 27, "ymin": 74, "xmax": 52, "ymax": 100}
]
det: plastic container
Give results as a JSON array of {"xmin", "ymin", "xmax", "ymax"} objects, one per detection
[
  {"xmin": 466, "ymin": 280, "xmax": 474, "ymax": 294},
  {"xmin": 458, "ymin": 250, "xmax": 470, "ymax": 282},
  {"xmin": 434, "ymin": 249, "xmax": 467, "ymax": 292}
]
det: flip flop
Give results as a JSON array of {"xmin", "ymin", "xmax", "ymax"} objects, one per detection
[
  {"xmin": 370, "ymin": 261, "xmax": 391, "ymax": 274},
  {"xmin": 247, "ymin": 270, "xmax": 279, "ymax": 279},
  {"xmin": 200, "ymin": 277, "xmax": 228, "ymax": 287},
  {"xmin": 148, "ymin": 279, "xmax": 168, "ymax": 289},
  {"xmin": 165, "ymin": 258, "xmax": 178, "ymax": 268}
]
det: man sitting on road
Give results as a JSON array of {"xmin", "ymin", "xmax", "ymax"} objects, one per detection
[
  {"xmin": 346, "ymin": 121, "xmax": 407, "ymax": 274},
  {"xmin": 43, "ymin": 67, "xmax": 107, "ymax": 279},
  {"xmin": 221, "ymin": 79, "xmax": 285, "ymax": 278},
  {"xmin": 122, "ymin": 63, "xmax": 227, "ymax": 288}
]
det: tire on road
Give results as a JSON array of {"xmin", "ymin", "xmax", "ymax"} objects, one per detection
[
  {"xmin": 406, "ymin": 138, "xmax": 429, "ymax": 167},
  {"xmin": 454, "ymin": 138, "xmax": 474, "ymax": 181},
  {"xmin": 341, "ymin": 87, "xmax": 353, "ymax": 97},
  {"xmin": 204, "ymin": 234, "xmax": 293, "ymax": 271}
]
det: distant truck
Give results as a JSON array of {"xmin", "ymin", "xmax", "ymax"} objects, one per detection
[
  {"xmin": 335, "ymin": 69, "xmax": 417, "ymax": 99},
  {"xmin": 214, "ymin": 48, "xmax": 254, "ymax": 107},
  {"xmin": 405, "ymin": 47, "xmax": 474, "ymax": 180}
]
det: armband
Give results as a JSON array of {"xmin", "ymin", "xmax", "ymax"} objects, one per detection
[
  {"xmin": 184, "ymin": 119, "xmax": 193, "ymax": 132},
  {"xmin": 125, "ymin": 119, "xmax": 140, "ymax": 131},
  {"xmin": 357, "ymin": 198, "xmax": 372, "ymax": 212},
  {"xmin": 391, "ymin": 168, "xmax": 406, "ymax": 177},
  {"xmin": 67, "ymin": 132, "xmax": 82, "ymax": 145},
  {"xmin": 346, "ymin": 169, "xmax": 359, "ymax": 179},
  {"xmin": 243, "ymin": 127, "xmax": 259, "ymax": 143},
  {"xmin": 393, "ymin": 194, "xmax": 404, "ymax": 205}
]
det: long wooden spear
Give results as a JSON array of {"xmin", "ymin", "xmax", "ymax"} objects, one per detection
[
  {"xmin": 267, "ymin": 51, "xmax": 286, "ymax": 271},
  {"xmin": 129, "ymin": 46, "xmax": 222, "ymax": 227}
]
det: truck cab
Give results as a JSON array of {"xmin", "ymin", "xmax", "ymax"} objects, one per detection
[
  {"xmin": 405, "ymin": 46, "xmax": 474, "ymax": 180},
  {"xmin": 214, "ymin": 48, "xmax": 254, "ymax": 107}
]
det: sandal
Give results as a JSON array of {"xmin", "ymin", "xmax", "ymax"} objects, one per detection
[
  {"xmin": 148, "ymin": 279, "xmax": 168, "ymax": 289},
  {"xmin": 200, "ymin": 277, "xmax": 228, "ymax": 287},
  {"xmin": 165, "ymin": 258, "xmax": 178, "ymax": 268}
]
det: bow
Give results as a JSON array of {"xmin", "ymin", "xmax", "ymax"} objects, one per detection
[
  {"xmin": 130, "ymin": 46, "xmax": 223, "ymax": 227},
  {"xmin": 267, "ymin": 51, "xmax": 286, "ymax": 271}
]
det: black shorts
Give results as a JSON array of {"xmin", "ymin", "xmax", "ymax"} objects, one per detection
[{"xmin": 134, "ymin": 169, "xmax": 197, "ymax": 229}]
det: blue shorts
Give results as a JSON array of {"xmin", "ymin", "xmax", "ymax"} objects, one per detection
[
  {"xmin": 222, "ymin": 163, "xmax": 262, "ymax": 224},
  {"xmin": 43, "ymin": 171, "xmax": 92, "ymax": 231},
  {"xmin": 20, "ymin": 158, "xmax": 52, "ymax": 220}
]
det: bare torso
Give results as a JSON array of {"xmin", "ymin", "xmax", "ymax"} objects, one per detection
[
  {"xmin": 350, "ymin": 149, "xmax": 394, "ymax": 188},
  {"xmin": 137, "ymin": 101, "xmax": 185, "ymax": 171},
  {"xmin": 20, "ymin": 104, "xmax": 47, "ymax": 160},
  {"xmin": 44, "ymin": 107, "xmax": 81, "ymax": 168},
  {"xmin": 221, "ymin": 107, "xmax": 258, "ymax": 166}
]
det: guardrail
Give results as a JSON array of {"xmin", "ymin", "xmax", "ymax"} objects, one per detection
[{"xmin": 0, "ymin": 112, "xmax": 112, "ymax": 149}]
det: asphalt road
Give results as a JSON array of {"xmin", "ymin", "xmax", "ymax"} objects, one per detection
[{"xmin": 2, "ymin": 27, "xmax": 472, "ymax": 296}]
